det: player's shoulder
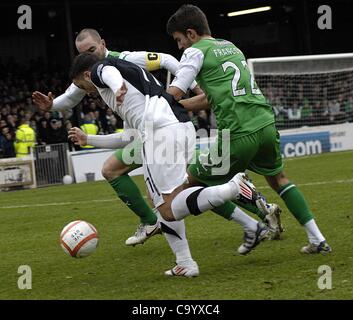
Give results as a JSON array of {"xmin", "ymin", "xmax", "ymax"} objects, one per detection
[
  {"xmin": 90, "ymin": 58, "xmax": 116, "ymax": 88},
  {"xmin": 92, "ymin": 56, "xmax": 141, "ymax": 86},
  {"xmin": 107, "ymin": 50, "xmax": 121, "ymax": 57},
  {"xmin": 193, "ymin": 38, "xmax": 236, "ymax": 50},
  {"xmin": 99, "ymin": 56, "xmax": 134, "ymax": 68}
]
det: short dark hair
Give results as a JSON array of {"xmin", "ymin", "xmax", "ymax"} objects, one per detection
[
  {"xmin": 166, "ymin": 4, "xmax": 211, "ymax": 36},
  {"xmin": 69, "ymin": 52, "xmax": 100, "ymax": 80}
]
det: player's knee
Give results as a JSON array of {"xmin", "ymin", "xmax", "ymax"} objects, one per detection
[
  {"xmin": 266, "ymin": 171, "xmax": 289, "ymax": 192},
  {"xmin": 162, "ymin": 213, "xmax": 176, "ymax": 222},
  {"xmin": 158, "ymin": 206, "xmax": 176, "ymax": 222},
  {"xmin": 102, "ymin": 158, "xmax": 129, "ymax": 181},
  {"xmin": 101, "ymin": 162, "xmax": 114, "ymax": 181}
]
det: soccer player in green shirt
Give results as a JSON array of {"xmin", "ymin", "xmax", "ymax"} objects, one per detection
[{"xmin": 166, "ymin": 4, "xmax": 331, "ymax": 254}]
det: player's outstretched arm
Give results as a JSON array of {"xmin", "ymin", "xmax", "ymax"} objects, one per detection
[
  {"xmin": 52, "ymin": 83, "xmax": 87, "ymax": 111},
  {"xmin": 167, "ymin": 47, "xmax": 204, "ymax": 101},
  {"xmin": 68, "ymin": 127, "xmax": 88, "ymax": 146},
  {"xmin": 32, "ymin": 91, "xmax": 54, "ymax": 112},
  {"xmin": 68, "ymin": 127, "xmax": 132, "ymax": 149},
  {"xmin": 121, "ymin": 51, "xmax": 198, "ymax": 90},
  {"xmin": 33, "ymin": 83, "xmax": 86, "ymax": 112}
]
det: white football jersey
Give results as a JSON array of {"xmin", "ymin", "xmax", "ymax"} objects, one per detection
[{"xmin": 90, "ymin": 57, "xmax": 190, "ymax": 139}]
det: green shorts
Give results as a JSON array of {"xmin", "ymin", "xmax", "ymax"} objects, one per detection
[
  {"xmin": 114, "ymin": 138, "xmax": 143, "ymax": 172},
  {"xmin": 188, "ymin": 123, "xmax": 283, "ymax": 186}
]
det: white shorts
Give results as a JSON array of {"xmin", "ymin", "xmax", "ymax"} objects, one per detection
[{"xmin": 142, "ymin": 121, "xmax": 196, "ymax": 208}]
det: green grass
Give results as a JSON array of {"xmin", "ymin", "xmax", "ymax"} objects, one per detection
[{"xmin": 0, "ymin": 151, "xmax": 353, "ymax": 300}]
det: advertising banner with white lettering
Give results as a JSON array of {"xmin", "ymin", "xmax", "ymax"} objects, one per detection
[{"xmin": 279, "ymin": 123, "xmax": 353, "ymax": 158}]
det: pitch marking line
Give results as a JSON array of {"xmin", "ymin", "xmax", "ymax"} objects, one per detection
[
  {"xmin": 257, "ymin": 178, "xmax": 353, "ymax": 190},
  {"xmin": 1, "ymin": 178, "xmax": 352, "ymax": 209},
  {"xmin": 0, "ymin": 199, "xmax": 117, "ymax": 209}
]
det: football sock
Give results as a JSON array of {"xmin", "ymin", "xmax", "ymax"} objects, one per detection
[
  {"xmin": 171, "ymin": 183, "xmax": 238, "ymax": 220},
  {"xmin": 233, "ymin": 200, "xmax": 266, "ymax": 220},
  {"xmin": 230, "ymin": 207, "xmax": 258, "ymax": 233},
  {"xmin": 210, "ymin": 202, "xmax": 258, "ymax": 232},
  {"xmin": 211, "ymin": 201, "xmax": 236, "ymax": 220},
  {"xmin": 155, "ymin": 209, "xmax": 194, "ymax": 265},
  {"xmin": 303, "ymin": 219, "xmax": 325, "ymax": 245},
  {"xmin": 109, "ymin": 175, "xmax": 157, "ymax": 225},
  {"xmin": 278, "ymin": 182, "xmax": 314, "ymax": 225}
]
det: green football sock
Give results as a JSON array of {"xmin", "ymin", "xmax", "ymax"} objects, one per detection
[
  {"xmin": 233, "ymin": 200, "xmax": 266, "ymax": 220},
  {"xmin": 278, "ymin": 182, "xmax": 314, "ymax": 225},
  {"xmin": 212, "ymin": 200, "xmax": 266, "ymax": 220},
  {"xmin": 109, "ymin": 175, "xmax": 157, "ymax": 225},
  {"xmin": 212, "ymin": 201, "xmax": 237, "ymax": 220}
]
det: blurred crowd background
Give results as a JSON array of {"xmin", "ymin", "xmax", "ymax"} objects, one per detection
[{"xmin": 0, "ymin": 57, "xmax": 219, "ymax": 158}]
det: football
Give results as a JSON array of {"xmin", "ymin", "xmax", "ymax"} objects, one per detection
[
  {"xmin": 60, "ymin": 220, "xmax": 99, "ymax": 258},
  {"xmin": 63, "ymin": 175, "xmax": 73, "ymax": 185}
]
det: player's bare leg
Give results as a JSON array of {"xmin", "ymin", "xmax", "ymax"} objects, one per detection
[{"xmin": 266, "ymin": 171, "xmax": 331, "ymax": 254}]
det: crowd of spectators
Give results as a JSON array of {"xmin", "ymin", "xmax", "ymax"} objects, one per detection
[
  {"xmin": 0, "ymin": 57, "xmax": 215, "ymax": 159},
  {"xmin": 258, "ymin": 74, "xmax": 353, "ymax": 129},
  {"xmin": 1, "ymin": 57, "xmax": 353, "ymax": 158}
]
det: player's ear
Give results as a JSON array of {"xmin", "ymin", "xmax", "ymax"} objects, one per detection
[
  {"xmin": 83, "ymin": 71, "xmax": 91, "ymax": 81},
  {"xmin": 101, "ymin": 39, "xmax": 106, "ymax": 48},
  {"xmin": 186, "ymin": 29, "xmax": 197, "ymax": 41}
]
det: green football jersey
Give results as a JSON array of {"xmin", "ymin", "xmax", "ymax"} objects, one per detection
[{"xmin": 192, "ymin": 38, "xmax": 275, "ymax": 138}]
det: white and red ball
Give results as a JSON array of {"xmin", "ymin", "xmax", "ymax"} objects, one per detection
[{"xmin": 60, "ymin": 220, "xmax": 99, "ymax": 258}]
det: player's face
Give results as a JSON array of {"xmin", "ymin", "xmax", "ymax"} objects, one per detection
[
  {"xmin": 73, "ymin": 73, "xmax": 97, "ymax": 95},
  {"xmin": 172, "ymin": 31, "xmax": 193, "ymax": 51},
  {"xmin": 76, "ymin": 35, "xmax": 106, "ymax": 59}
]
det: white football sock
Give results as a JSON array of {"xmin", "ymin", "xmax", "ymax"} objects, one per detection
[
  {"xmin": 304, "ymin": 219, "xmax": 325, "ymax": 245},
  {"xmin": 230, "ymin": 207, "xmax": 258, "ymax": 233},
  {"xmin": 155, "ymin": 209, "xmax": 194, "ymax": 266},
  {"xmin": 171, "ymin": 183, "xmax": 238, "ymax": 220}
]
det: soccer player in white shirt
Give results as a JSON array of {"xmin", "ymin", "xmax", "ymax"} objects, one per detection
[
  {"xmin": 69, "ymin": 52, "xmax": 271, "ymax": 276},
  {"xmin": 32, "ymin": 29, "xmax": 200, "ymax": 248}
]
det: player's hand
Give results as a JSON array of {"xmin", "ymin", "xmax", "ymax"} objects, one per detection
[
  {"xmin": 116, "ymin": 82, "xmax": 128, "ymax": 106},
  {"xmin": 68, "ymin": 127, "xmax": 87, "ymax": 146},
  {"xmin": 32, "ymin": 91, "xmax": 54, "ymax": 112},
  {"xmin": 191, "ymin": 85, "xmax": 204, "ymax": 96}
]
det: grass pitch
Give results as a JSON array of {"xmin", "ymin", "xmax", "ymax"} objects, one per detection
[{"xmin": 0, "ymin": 151, "xmax": 352, "ymax": 300}]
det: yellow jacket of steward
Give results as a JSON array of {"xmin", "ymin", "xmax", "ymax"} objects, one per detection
[
  {"xmin": 14, "ymin": 124, "xmax": 36, "ymax": 157},
  {"xmin": 80, "ymin": 123, "xmax": 99, "ymax": 149}
]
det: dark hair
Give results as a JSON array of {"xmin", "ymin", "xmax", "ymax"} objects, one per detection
[
  {"xmin": 166, "ymin": 4, "xmax": 211, "ymax": 36},
  {"xmin": 69, "ymin": 52, "xmax": 100, "ymax": 80}
]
